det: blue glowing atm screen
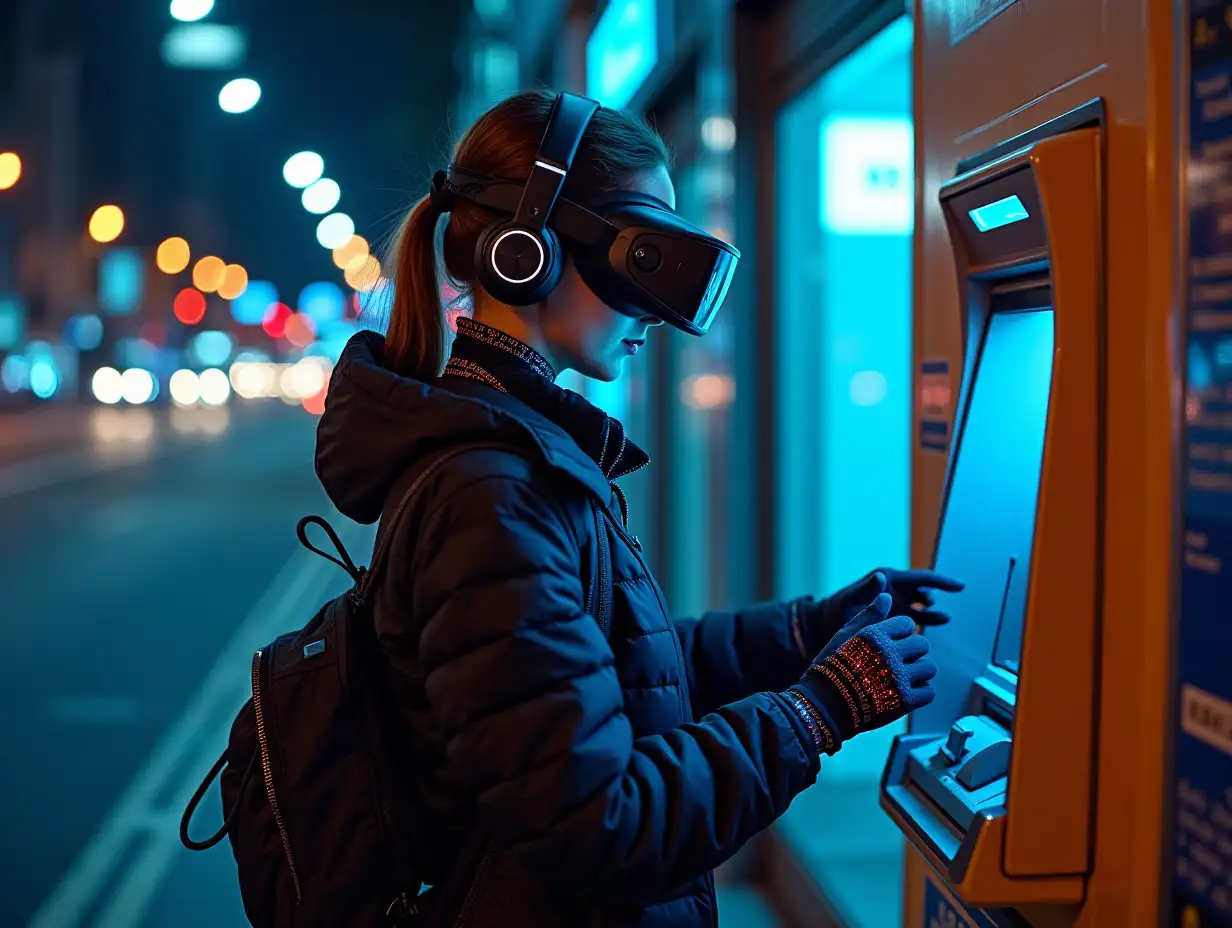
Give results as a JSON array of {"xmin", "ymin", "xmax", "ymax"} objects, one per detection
[{"xmin": 932, "ymin": 308, "xmax": 1056, "ymax": 677}]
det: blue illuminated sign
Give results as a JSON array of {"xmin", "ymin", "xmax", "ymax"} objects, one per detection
[
  {"xmin": 968, "ymin": 195, "xmax": 1030, "ymax": 233},
  {"xmin": 586, "ymin": 0, "xmax": 657, "ymax": 110}
]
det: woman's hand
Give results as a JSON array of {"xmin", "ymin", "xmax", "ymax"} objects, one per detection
[
  {"xmin": 802, "ymin": 568, "xmax": 965, "ymax": 654},
  {"xmin": 784, "ymin": 593, "xmax": 938, "ymax": 756}
]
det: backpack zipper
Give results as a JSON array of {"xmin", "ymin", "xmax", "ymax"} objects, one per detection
[
  {"xmin": 452, "ymin": 842, "xmax": 497, "ymax": 927},
  {"xmin": 251, "ymin": 649, "xmax": 303, "ymax": 904}
]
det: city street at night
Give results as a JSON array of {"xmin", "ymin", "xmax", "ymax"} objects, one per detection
[{"xmin": 0, "ymin": 403, "xmax": 369, "ymax": 927}]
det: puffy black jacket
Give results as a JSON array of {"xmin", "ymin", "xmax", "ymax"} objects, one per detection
[{"xmin": 315, "ymin": 331, "xmax": 821, "ymax": 927}]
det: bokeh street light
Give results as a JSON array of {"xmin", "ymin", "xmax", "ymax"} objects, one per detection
[
  {"xmin": 316, "ymin": 213, "xmax": 355, "ymax": 249},
  {"xmin": 219, "ymin": 78, "xmax": 261, "ymax": 114},
  {"xmin": 169, "ymin": 0, "xmax": 215, "ymax": 22},
  {"xmin": 174, "ymin": 287, "xmax": 208, "ymax": 325},
  {"xmin": 193, "ymin": 255, "xmax": 225, "ymax": 292},
  {"xmin": 283, "ymin": 151, "xmax": 324, "ymax": 188},
  {"xmin": 344, "ymin": 255, "xmax": 382, "ymax": 292},
  {"xmin": 0, "ymin": 153, "xmax": 21, "ymax": 190},
  {"xmin": 156, "ymin": 236, "xmax": 191, "ymax": 274},
  {"xmin": 216, "ymin": 263, "xmax": 249, "ymax": 300},
  {"xmin": 332, "ymin": 235, "xmax": 369, "ymax": 269},
  {"xmin": 88, "ymin": 205, "xmax": 125, "ymax": 243},
  {"xmin": 301, "ymin": 178, "xmax": 340, "ymax": 214}
]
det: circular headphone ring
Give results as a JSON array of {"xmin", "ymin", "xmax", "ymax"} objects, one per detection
[{"xmin": 490, "ymin": 227, "xmax": 546, "ymax": 285}]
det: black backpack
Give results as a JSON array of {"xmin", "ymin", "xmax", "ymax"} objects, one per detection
[{"xmin": 180, "ymin": 442, "xmax": 614, "ymax": 927}]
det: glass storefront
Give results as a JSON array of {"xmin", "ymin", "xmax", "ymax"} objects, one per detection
[{"xmin": 770, "ymin": 15, "xmax": 914, "ymax": 928}]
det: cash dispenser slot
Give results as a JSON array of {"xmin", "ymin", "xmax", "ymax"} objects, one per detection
[{"xmin": 881, "ymin": 122, "xmax": 1103, "ymax": 908}]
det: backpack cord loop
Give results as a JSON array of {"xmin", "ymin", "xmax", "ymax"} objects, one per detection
[
  {"xmin": 297, "ymin": 515, "xmax": 364, "ymax": 583},
  {"xmin": 180, "ymin": 747, "xmax": 259, "ymax": 851}
]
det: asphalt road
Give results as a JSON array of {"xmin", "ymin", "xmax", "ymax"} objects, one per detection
[{"xmin": 0, "ymin": 402, "xmax": 373, "ymax": 928}]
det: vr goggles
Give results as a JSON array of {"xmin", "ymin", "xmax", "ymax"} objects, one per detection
[{"xmin": 429, "ymin": 92, "xmax": 739, "ymax": 336}]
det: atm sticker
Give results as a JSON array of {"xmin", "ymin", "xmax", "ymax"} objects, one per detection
[
  {"xmin": 1182, "ymin": 684, "xmax": 1232, "ymax": 757},
  {"xmin": 923, "ymin": 875, "xmax": 998, "ymax": 928},
  {"xmin": 920, "ymin": 359, "xmax": 953, "ymax": 453}
]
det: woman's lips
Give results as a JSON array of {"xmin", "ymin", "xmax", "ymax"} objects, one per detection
[{"xmin": 622, "ymin": 338, "xmax": 644, "ymax": 354}]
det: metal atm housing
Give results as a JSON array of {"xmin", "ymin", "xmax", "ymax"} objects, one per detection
[{"xmin": 881, "ymin": 115, "xmax": 1103, "ymax": 909}]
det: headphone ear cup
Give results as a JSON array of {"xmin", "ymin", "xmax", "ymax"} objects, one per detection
[
  {"xmin": 474, "ymin": 221, "xmax": 560, "ymax": 306},
  {"xmin": 521, "ymin": 227, "xmax": 562, "ymax": 303}
]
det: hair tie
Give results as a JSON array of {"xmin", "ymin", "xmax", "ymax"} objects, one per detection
[{"xmin": 428, "ymin": 169, "xmax": 454, "ymax": 214}]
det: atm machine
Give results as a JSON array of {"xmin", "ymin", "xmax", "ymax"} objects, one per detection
[
  {"xmin": 880, "ymin": 110, "xmax": 1102, "ymax": 925},
  {"xmin": 877, "ymin": 0, "xmax": 1227, "ymax": 926}
]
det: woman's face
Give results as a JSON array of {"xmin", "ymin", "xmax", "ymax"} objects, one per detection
[{"xmin": 538, "ymin": 165, "xmax": 675, "ymax": 382}]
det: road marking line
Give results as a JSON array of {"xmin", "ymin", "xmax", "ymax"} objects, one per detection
[{"xmin": 27, "ymin": 520, "xmax": 367, "ymax": 928}]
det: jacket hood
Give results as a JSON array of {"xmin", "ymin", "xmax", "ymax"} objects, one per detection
[{"xmin": 315, "ymin": 331, "xmax": 612, "ymax": 524}]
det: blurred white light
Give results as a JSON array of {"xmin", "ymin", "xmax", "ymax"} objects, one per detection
[
  {"xmin": 316, "ymin": 213, "xmax": 355, "ymax": 249},
  {"xmin": 701, "ymin": 115, "xmax": 736, "ymax": 153},
  {"xmin": 849, "ymin": 370, "xmax": 889, "ymax": 406},
  {"xmin": 230, "ymin": 361, "xmax": 275, "ymax": 398},
  {"xmin": 219, "ymin": 78, "xmax": 261, "ymax": 114},
  {"xmin": 1, "ymin": 354, "xmax": 29, "ymax": 392},
  {"xmin": 283, "ymin": 151, "xmax": 324, "ymax": 188},
  {"xmin": 92, "ymin": 367, "xmax": 124, "ymax": 404},
  {"xmin": 29, "ymin": 358, "xmax": 59, "ymax": 399},
  {"xmin": 199, "ymin": 367, "xmax": 232, "ymax": 405},
  {"xmin": 281, "ymin": 358, "xmax": 329, "ymax": 400},
  {"xmin": 121, "ymin": 368, "xmax": 156, "ymax": 405},
  {"xmin": 170, "ymin": 0, "xmax": 214, "ymax": 22},
  {"xmin": 160, "ymin": 23, "xmax": 245, "ymax": 70},
  {"xmin": 301, "ymin": 178, "xmax": 340, "ymax": 214},
  {"xmin": 169, "ymin": 369, "xmax": 201, "ymax": 406}
]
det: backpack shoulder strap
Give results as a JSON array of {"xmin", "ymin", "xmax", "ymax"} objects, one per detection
[
  {"xmin": 360, "ymin": 441, "xmax": 524, "ymax": 602},
  {"xmin": 361, "ymin": 443, "xmax": 614, "ymax": 641}
]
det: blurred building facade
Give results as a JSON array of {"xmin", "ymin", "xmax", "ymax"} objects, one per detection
[{"xmin": 450, "ymin": 1, "xmax": 917, "ymax": 926}]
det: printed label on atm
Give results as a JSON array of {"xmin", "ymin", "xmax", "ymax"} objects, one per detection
[
  {"xmin": 923, "ymin": 873, "xmax": 997, "ymax": 928},
  {"xmin": 1173, "ymin": 2, "xmax": 1232, "ymax": 923},
  {"xmin": 920, "ymin": 359, "xmax": 953, "ymax": 453}
]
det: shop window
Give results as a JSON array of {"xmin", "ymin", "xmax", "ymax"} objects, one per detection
[{"xmin": 771, "ymin": 16, "xmax": 913, "ymax": 928}]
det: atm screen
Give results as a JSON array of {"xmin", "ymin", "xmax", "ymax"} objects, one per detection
[{"xmin": 931, "ymin": 304, "xmax": 1056, "ymax": 681}]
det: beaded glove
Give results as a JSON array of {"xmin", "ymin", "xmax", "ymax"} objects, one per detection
[{"xmin": 783, "ymin": 596, "xmax": 937, "ymax": 756}]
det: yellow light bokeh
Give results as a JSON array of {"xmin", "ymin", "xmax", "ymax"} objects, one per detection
[
  {"xmin": 193, "ymin": 255, "xmax": 225, "ymax": 293},
  {"xmin": 332, "ymin": 235, "xmax": 369, "ymax": 270},
  {"xmin": 88, "ymin": 205, "xmax": 125, "ymax": 244},
  {"xmin": 0, "ymin": 152, "xmax": 21, "ymax": 190},
  {"xmin": 156, "ymin": 237, "xmax": 191, "ymax": 274},
  {"xmin": 344, "ymin": 255, "xmax": 382, "ymax": 293},
  {"xmin": 217, "ymin": 263, "xmax": 249, "ymax": 300}
]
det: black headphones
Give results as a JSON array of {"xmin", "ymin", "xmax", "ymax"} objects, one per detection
[{"xmin": 431, "ymin": 92, "xmax": 600, "ymax": 306}]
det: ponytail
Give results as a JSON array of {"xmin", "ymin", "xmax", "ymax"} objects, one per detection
[{"xmin": 385, "ymin": 195, "xmax": 445, "ymax": 380}]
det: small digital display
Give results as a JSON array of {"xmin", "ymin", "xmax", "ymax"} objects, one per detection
[{"xmin": 968, "ymin": 194, "xmax": 1030, "ymax": 233}]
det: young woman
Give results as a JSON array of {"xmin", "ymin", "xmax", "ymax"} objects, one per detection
[{"xmin": 315, "ymin": 90, "xmax": 960, "ymax": 927}]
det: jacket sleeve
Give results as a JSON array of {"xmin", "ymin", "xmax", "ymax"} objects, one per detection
[
  {"xmin": 673, "ymin": 600, "xmax": 812, "ymax": 719},
  {"xmin": 410, "ymin": 469, "xmax": 821, "ymax": 900}
]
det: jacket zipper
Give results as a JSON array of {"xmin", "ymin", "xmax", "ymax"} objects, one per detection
[
  {"xmin": 595, "ymin": 511, "xmax": 613, "ymax": 639},
  {"xmin": 604, "ymin": 515, "xmax": 691, "ymax": 721},
  {"xmin": 251, "ymin": 649, "xmax": 303, "ymax": 904},
  {"xmin": 452, "ymin": 842, "xmax": 498, "ymax": 927}
]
